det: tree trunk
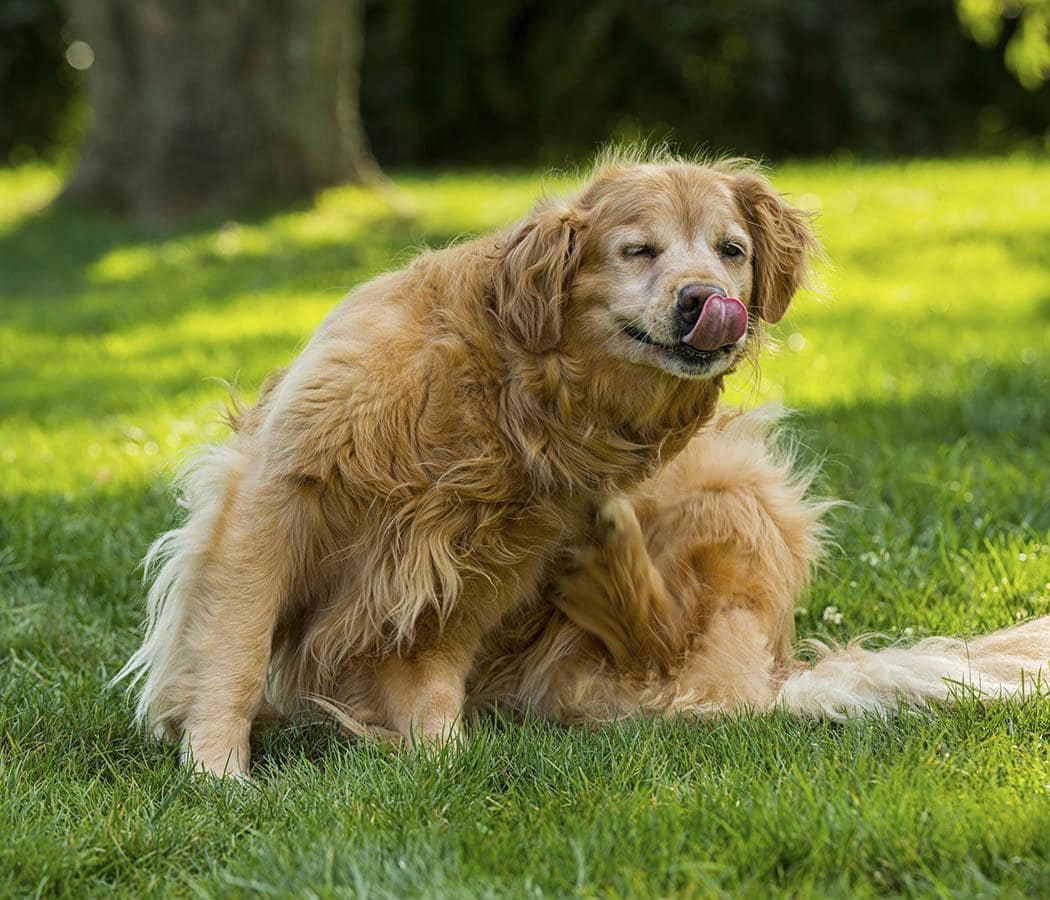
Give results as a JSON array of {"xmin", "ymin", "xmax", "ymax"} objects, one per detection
[{"xmin": 60, "ymin": 0, "xmax": 381, "ymax": 223}]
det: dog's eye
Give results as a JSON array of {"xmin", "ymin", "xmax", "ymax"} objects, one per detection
[
  {"xmin": 720, "ymin": 242, "xmax": 745, "ymax": 260},
  {"xmin": 623, "ymin": 244, "xmax": 658, "ymax": 259}
]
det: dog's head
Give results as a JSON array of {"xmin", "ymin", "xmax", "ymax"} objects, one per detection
[{"xmin": 492, "ymin": 159, "xmax": 818, "ymax": 382}]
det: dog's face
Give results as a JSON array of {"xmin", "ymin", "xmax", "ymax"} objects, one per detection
[
  {"xmin": 494, "ymin": 161, "xmax": 817, "ymax": 382},
  {"xmin": 572, "ymin": 167, "xmax": 762, "ymax": 381}
]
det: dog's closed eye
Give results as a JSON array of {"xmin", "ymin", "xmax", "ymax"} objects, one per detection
[{"xmin": 622, "ymin": 244, "xmax": 660, "ymax": 259}]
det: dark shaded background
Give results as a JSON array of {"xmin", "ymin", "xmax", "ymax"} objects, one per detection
[{"xmin": 3, "ymin": 0, "xmax": 1049, "ymax": 169}]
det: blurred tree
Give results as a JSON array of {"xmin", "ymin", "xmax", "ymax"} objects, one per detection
[
  {"xmin": 59, "ymin": 0, "xmax": 380, "ymax": 222},
  {"xmin": 958, "ymin": 0, "xmax": 1050, "ymax": 87}
]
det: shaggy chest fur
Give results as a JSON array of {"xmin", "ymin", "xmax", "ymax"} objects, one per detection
[
  {"xmin": 252, "ymin": 334, "xmax": 618, "ymax": 657},
  {"xmin": 259, "ymin": 319, "xmax": 719, "ymax": 672}
]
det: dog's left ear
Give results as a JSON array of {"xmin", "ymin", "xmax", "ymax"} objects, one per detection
[
  {"xmin": 733, "ymin": 172, "xmax": 819, "ymax": 324},
  {"xmin": 492, "ymin": 203, "xmax": 583, "ymax": 352}
]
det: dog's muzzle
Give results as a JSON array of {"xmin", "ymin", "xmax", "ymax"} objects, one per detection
[{"xmin": 677, "ymin": 284, "xmax": 748, "ymax": 351}]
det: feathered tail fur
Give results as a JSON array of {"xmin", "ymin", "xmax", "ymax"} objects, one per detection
[{"xmin": 778, "ymin": 616, "xmax": 1050, "ymax": 719}]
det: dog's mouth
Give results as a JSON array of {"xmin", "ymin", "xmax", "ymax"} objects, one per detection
[{"xmin": 621, "ymin": 322, "xmax": 739, "ymax": 372}]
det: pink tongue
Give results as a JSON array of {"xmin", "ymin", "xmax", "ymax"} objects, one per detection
[{"xmin": 682, "ymin": 295, "xmax": 748, "ymax": 351}]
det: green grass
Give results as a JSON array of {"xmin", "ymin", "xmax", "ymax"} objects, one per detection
[{"xmin": 2, "ymin": 157, "xmax": 1049, "ymax": 897}]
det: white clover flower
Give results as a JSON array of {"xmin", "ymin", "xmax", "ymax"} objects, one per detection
[{"xmin": 822, "ymin": 605, "xmax": 844, "ymax": 625}]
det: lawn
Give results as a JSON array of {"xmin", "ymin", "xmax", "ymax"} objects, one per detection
[{"xmin": 2, "ymin": 158, "xmax": 1049, "ymax": 897}]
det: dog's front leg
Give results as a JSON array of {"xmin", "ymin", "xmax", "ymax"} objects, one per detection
[
  {"xmin": 375, "ymin": 615, "xmax": 481, "ymax": 747},
  {"xmin": 179, "ymin": 514, "xmax": 288, "ymax": 779}
]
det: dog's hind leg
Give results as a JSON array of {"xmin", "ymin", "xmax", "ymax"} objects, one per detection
[
  {"xmin": 553, "ymin": 496, "xmax": 688, "ymax": 672},
  {"xmin": 541, "ymin": 408, "xmax": 832, "ymax": 717}
]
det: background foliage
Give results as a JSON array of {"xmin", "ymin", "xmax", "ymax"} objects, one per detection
[
  {"xmin": 362, "ymin": 0, "xmax": 1050, "ymax": 164},
  {"xmin": 959, "ymin": 0, "xmax": 1050, "ymax": 88},
  {"xmin": 4, "ymin": 0, "xmax": 1050, "ymax": 167},
  {"xmin": 0, "ymin": 0, "xmax": 79, "ymax": 165}
]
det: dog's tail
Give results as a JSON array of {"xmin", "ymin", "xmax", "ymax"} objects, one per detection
[
  {"xmin": 110, "ymin": 442, "xmax": 246, "ymax": 737},
  {"xmin": 776, "ymin": 615, "xmax": 1050, "ymax": 719}
]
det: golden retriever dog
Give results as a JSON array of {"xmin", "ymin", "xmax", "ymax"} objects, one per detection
[
  {"xmin": 117, "ymin": 152, "xmax": 1050, "ymax": 775},
  {"xmin": 469, "ymin": 406, "xmax": 1050, "ymax": 724},
  {"xmin": 116, "ymin": 152, "xmax": 817, "ymax": 776}
]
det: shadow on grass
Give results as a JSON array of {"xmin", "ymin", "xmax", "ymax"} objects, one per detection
[
  {"xmin": 0, "ymin": 197, "xmax": 472, "ymax": 424},
  {"xmin": 843, "ymin": 221, "xmax": 1050, "ymax": 284},
  {"xmin": 804, "ymin": 356, "xmax": 1049, "ymax": 448},
  {"xmin": 0, "ymin": 198, "xmax": 466, "ymax": 337},
  {"xmin": 0, "ymin": 331, "xmax": 303, "ymax": 422}
]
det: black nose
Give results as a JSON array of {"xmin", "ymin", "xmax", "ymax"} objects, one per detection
[{"xmin": 677, "ymin": 283, "xmax": 723, "ymax": 331}]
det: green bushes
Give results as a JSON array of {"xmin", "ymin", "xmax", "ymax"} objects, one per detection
[
  {"xmin": 0, "ymin": 0, "xmax": 79, "ymax": 165},
  {"xmin": 360, "ymin": 0, "xmax": 1050, "ymax": 164},
  {"xmin": 3, "ymin": 0, "xmax": 1050, "ymax": 166}
]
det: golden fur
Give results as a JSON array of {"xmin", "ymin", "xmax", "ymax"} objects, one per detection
[{"xmin": 468, "ymin": 405, "xmax": 831, "ymax": 721}]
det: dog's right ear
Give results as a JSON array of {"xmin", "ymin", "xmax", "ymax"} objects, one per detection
[
  {"xmin": 491, "ymin": 204, "xmax": 583, "ymax": 353},
  {"xmin": 733, "ymin": 171, "xmax": 820, "ymax": 324}
]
